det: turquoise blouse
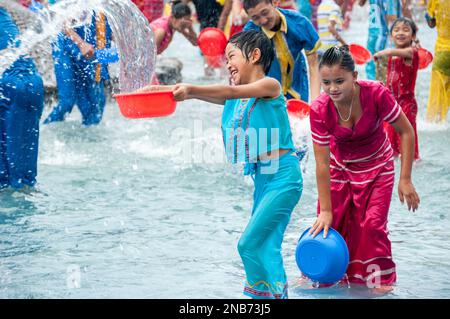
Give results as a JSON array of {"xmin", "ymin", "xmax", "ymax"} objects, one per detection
[{"xmin": 221, "ymin": 94, "xmax": 296, "ymax": 164}]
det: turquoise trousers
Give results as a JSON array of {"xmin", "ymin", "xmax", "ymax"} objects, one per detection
[{"xmin": 239, "ymin": 152, "xmax": 303, "ymax": 299}]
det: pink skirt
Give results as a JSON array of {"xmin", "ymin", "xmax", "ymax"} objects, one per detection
[{"xmin": 318, "ymin": 139, "xmax": 397, "ymax": 286}]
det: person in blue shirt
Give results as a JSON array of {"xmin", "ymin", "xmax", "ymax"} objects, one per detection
[
  {"xmin": 139, "ymin": 30, "xmax": 303, "ymax": 299},
  {"xmin": 243, "ymin": 0, "xmax": 321, "ymax": 103},
  {"xmin": 0, "ymin": 6, "xmax": 44, "ymax": 190},
  {"xmin": 359, "ymin": 0, "xmax": 403, "ymax": 80},
  {"xmin": 44, "ymin": 11, "xmax": 113, "ymax": 126}
]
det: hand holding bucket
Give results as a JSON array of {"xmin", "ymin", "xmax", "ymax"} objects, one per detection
[{"xmin": 295, "ymin": 227, "xmax": 349, "ymax": 285}]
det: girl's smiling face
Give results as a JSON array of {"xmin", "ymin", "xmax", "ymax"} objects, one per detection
[
  {"xmin": 225, "ymin": 43, "xmax": 258, "ymax": 85},
  {"xmin": 319, "ymin": 64, "xmax": 357, "ymax": 103},
  {"xmin": 391, "ymin": 21, "xmax": 415, "ymax": 48}
]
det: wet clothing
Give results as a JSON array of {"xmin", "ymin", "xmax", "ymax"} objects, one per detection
[
  {"xmin": 44, "ymin": 12, "xmax": 113, "ymax": 126},
  {"xmin": 221, "ymin": 94, "xmax": 302, "ymax": 298},
  {"xmin": 310, "ymin": 80, "xmax": 403, "ymax": 286},
  {"xmin": 426, "ymin": 0, "xmax": 450, "ymax": 122},
  {"xmin": 222, "ymin": 95, "xmax": 296, "ymax": 164},
  {"xmin": 0, "ymin": 7, "xmax": 44, "ymax": 189},
  {"xmin": 385, "ymin": 47, "xmax": 419, "ymax": 160},
  {"xmin": 239, "ymin": 152, "xmax": 302, "ymax": 299},
  {"xmin": 150, "ymin": 16, "xmax": 174, "ymax": 54},
  {"xmin": 244, "ymin": 9, "xmax": 320, "ymax": 102}
]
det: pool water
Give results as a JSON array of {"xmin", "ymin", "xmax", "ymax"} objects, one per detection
[{"xmin": 1, "ymin": 11, "xmax": 449, "ymax": 298}]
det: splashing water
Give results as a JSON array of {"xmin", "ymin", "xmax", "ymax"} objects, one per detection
[{"xmin": 0, "ymin": 0, "xmax": 156, "ymax": 93}]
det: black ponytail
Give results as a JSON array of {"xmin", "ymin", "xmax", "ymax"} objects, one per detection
[{"xmin": 319, "ymin": 45, "xmax": 355, "ymax": 72}]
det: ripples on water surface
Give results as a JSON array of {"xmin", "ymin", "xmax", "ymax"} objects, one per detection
[{"xmin": 0, "ymin": 6, "xmax": 449, "ymax": 298}]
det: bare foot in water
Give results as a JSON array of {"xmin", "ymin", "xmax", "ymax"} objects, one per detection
[{"xmin": 371, "ymin": 285, "xmax": 394, "ymax": 295}]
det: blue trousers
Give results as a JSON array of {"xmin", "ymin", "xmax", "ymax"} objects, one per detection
[
  {"xmin": 366, "ymin": 29, "xmax": 387, "ymax": 80},
  {"xmin": 0, "ymin": 60, "xmax": 44, "ymax": 189},
  {"xmin": 239, "ymin": 152, "xmax": 303, "ymax": 299},
  {"xmin": 44, "ymin": 37, "xmax": 106, "ymax": 126}
]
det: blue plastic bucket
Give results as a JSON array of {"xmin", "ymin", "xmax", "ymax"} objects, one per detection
[{"xmin": 295, "ymin": 227, "xmax": 349, "ymax": 284}]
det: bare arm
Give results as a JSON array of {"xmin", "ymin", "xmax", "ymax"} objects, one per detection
[
  {"xmin": 179, "ymin": 22, "xmax": 198, "ymax": 46},
  {"xmin": 389, "ymin": 112, "xmax": 420, "ymax": 211},
  {"xmin": 402, "ymin": 0, "xmax": 412, "ymax": 19},
  {"xmin": 173, "ymin": 77, "xmax": 281, "ymax": 104},
  {"xmin": 218, "ymin": 0, "xmax": 233, "ymax": 30},
  {"xmin": 64, "ymin": 24, "xmax": 95, "ymax": 58},
  {"xmin": 152, "ymin": 28, "xmax": 166, "ymax": 53},
  {"xmin": 328, "ymin": 20, "xmax": 347, "ymax": 46},
  {"xmin": 309, "ymin": 143, "xmax": 333, "ymax": 238},
  {"xmin": 374, "ymin": 47, "xmax": 413, "ymax": 60},
  {"xmin": 307, "ymin": 52, "xmax": 321, "ymax": 101}
]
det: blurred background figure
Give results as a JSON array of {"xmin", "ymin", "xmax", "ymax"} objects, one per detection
[
  {"xmin": 44, "ymin": 11, "xmax": 114, "ymax": 126},
  {"xmin": 425, "ymin": 0, "xmax": 450, "ymax": 123},
  {"xmin": 0, "ymin": 6, "xmax": 44, "ymax": 189},
  {"xmin": 131, "ymin": 0, "xmax": 164, "ymax": 23},
  {"xmin": 150, "ymin": 0, "xmax": 197, "ymax": 54}
]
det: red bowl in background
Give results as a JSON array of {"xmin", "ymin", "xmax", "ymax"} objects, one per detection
[
  {"xmin": 349, "ymin": 44, "xmax": 372, "ymax": 65},
  {"xmin": 418, "ymin": 48, "xmax": 433, "ymax": 70},
  {"xmin": 287, "ymin": 99, "xmax": 310, "ymax": 119},
  {"xmin": 198, "ymin": 27, "xmax": 228, "ymax": 56}
]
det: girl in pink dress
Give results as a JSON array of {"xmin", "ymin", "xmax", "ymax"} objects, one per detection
[
  {"xmin": 309, "ymin": 46, "xmax": 420, "ymax": 293},
  {"xmin": 150, "ymin": 1, "xmax": 197, "ymax": 55}
]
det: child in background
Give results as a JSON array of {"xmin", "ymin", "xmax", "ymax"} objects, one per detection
[
  {"xmin": 140, "ymin": 30, "xmax": 303, "ymax": 299},
  {"xmin": 150, "ymin": 0, "xmax": 197, "ymax": 55},
  {"xmin": 309, "ymin": 46, "xmax": 419, "ymax": 292},
  {"xmin": 317, "ymin": 0, "xmax": 346, "ymax": 58},
  {"xmin": 374, "ymin": 17, "xmax": 420, "ymax": 160}
]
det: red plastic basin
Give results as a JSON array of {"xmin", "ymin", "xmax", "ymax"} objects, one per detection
[
  {"xmin": 113, "ymin": 90, "xmax": 176, "ymax": 119},
  {"xmin": 198, "ymin": 27, "xmax": 228, "ymax": 56},
  {"xmin": 349, "ymin": 44, "xmax": 372, "ymax": 65},
  {"xmin": 418, "ymin": 48, "xmax": 433, "ymax": 70},
  {"xmin": 205, "ymin": 55, "xmax": 225, "ymax": 68},
  {"xmin": 287, "ymin": 99, "xmax": 310, "ymax": 118}
]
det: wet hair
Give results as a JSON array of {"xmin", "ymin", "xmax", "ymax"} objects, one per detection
[
  {"xmin": 319, "ymin": 45, "xmax": 355, "ymax": 72},
  {"xmin": 228, "ymin": 30, "xmax": 274, "ymax": 74},
  {"xmin": 390, "ymin": 17, "xmax": 418, "ymax": 37},
  {"xmin": 243, "ymin": 0, "xmax": 273, "ymax": 12},
  {"xmin": 171, "ymin": 0, "xmax": 191, "ymax": 19}
]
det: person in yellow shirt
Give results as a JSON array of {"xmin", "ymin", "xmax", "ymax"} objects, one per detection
[{"xmin": 425, "ymin": 0, "xmax": 450, "ymax": 123}]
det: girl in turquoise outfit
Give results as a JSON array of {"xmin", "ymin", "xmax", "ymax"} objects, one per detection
[{"xmin": 140, "ymin": 30, "xmax": 302, "ymax": 299}]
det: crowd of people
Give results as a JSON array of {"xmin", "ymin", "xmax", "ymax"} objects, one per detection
[{"xmin": 1, "ymin": 0, "xmax": 449, "ymax": 299}]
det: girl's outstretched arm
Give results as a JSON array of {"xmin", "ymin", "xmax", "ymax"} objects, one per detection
[
  {"xmin": 390, "ymin": 112, "xmax": 420, "ymax": 212},
  {"xmin": 374, "ymin": 47, "xmax": 413, "ymax": 60},
  {"xmin": 309, "ymin": 143, "xmax": 333, "ymax": 239},
  {"xmin": 173, "ymin": 77, "xmax": 281, "ymax": 105}
]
